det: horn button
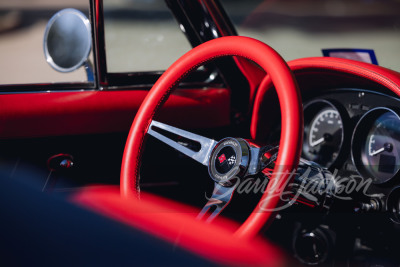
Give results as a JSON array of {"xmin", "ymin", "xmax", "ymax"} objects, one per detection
[{"xmin": 208, "ymin": 138, "xmax": 250, "ymax": 185}]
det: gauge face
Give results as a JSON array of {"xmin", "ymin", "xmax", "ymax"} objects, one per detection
[
  {"xmin": 360, "ymin": 111, "xmax": 400, "ymax": 183},
  {"xmin": 303, "ymin": 102, "xmax": 344, "ymax": 168}
]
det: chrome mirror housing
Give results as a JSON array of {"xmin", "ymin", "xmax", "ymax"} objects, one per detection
[{"xmin": 43, "ymin": 8, "xmax": 93, "ymax": 81}]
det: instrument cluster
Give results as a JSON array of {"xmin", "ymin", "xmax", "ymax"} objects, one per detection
[{"xmin": 302, "ymin": 90, "xmax": 400, "ymax": 186}]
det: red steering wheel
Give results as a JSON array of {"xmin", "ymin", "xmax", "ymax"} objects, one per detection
[{"xmin": 121, "ymin": 36, "xmax": 303, "ymax": 239}]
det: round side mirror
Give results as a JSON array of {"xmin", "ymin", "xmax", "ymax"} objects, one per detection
[{"xmin": 43, "ymin": 8, "xmax": 92, "ymax": 73}]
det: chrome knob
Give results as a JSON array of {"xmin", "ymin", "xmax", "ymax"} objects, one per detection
[{"xmin": 47, "ymin": 154, "xmax": 74, "ymax": 171}]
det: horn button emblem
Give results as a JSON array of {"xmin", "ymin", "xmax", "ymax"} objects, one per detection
[{"xmin": 208, "ymin": 138, "xmax": 250, "ymax": 185}]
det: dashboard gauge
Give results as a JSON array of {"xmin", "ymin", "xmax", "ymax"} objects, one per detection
[
  {"xmin": 303, "ymin": 100, "xmax": 344, "ymax": 168},
  {"xmin": 352, "ymin": 108, "xmax": 400, "ymax": 184}
]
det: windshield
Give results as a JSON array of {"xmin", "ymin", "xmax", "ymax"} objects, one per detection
[
  {"xmin": 103, "ymin": 0, "xmax": 191, "ymax": 73},
  {"xmin": 221, "ymin": 0, "xmax": 400, "ymax": 71}
]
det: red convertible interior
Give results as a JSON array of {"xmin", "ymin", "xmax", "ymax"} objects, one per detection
[{"xmin": 1, "ymin": 0, "xmax": 400, "ymax": 266}]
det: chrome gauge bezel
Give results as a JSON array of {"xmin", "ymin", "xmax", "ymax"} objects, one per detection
[
  {"xmin": 302, "ymin": 100, "xmax": 345, "ymax": 169},
  {"xmin": 351, "ymin": 107, "xmax": 400, "ymax": 185}
]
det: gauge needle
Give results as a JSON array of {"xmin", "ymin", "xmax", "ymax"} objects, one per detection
[
  {"xmin": 369, "ymin": 143, "xmax": 393, "ymax": 156},
  {"xmin": 311, "ymin": 137, "xmax": 325, "ymax": 147},
  {"xmin": 370, "ymin": 147, "xmax": 385, "ymax": 156}
]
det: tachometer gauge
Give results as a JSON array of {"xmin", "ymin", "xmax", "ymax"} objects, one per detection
[
  {"xmin": 303, "ymin": 100, "xmax": 344, "ymax": 168},
  {"xmin": 352, "ymin": 108, "xmax": 400, "ymax": 184}
]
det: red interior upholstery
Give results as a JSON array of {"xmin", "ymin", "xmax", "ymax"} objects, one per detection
[
  {"xmin": 0, "ymin": 88, "xmax": 229, "ymax": 139},
  {"xmin": 72, "ymin": 186, "xmax": 285, "ymax": 267}
]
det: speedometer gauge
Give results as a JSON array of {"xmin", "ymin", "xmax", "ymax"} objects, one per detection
[
  {"xmin": 352, "ymin": 108, "xmax": 400, "ymax": 184},
  {"xmin": 303, "ymin": 100, "xmax": 344, "ymax": 168},
  {"xmin": 309, "ymin": 109, "xmax": 342, "ymax": 147}
]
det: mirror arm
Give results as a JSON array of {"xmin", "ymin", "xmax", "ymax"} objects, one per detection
[{"xmin": 84, "ymin": 60, "xmax": 95, "ymax": 83}]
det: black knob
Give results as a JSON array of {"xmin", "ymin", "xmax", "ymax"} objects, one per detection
[
  {"xmin": 293, "ymin": 228, "xmax": 330, "ymax": 265},
  {"xmin": 387, "ymin": 187, "xmax": 400, "ymax": 224}
]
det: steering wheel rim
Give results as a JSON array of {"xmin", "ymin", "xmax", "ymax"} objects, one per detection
[{"xmin": 121, "ymin": 36, "xmax": 303, "ymax": 239}]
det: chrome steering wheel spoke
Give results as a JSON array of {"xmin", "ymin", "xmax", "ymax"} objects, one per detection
[
  {"xmin": 197, "ymin": 182, "xmax": 237, "ymax": 223},
  {"xmin": 147, "ymin": 120, "xmax": 217, "ymax": 166},
  {"xmin": 148, "ymin": 121, "xmax": 303, "ymax": 222}
]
